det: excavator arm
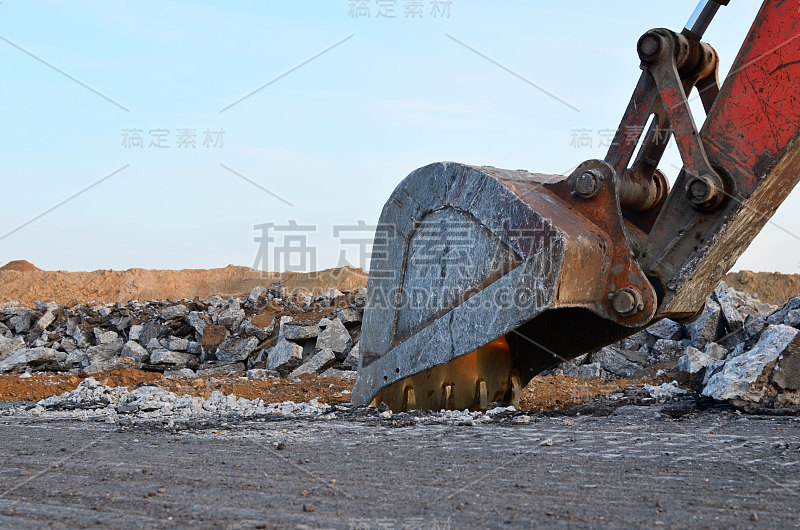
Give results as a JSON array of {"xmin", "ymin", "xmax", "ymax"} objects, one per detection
[{"xmin": 353, "ymin": 0, "xmax": 800, "ymax": 411}]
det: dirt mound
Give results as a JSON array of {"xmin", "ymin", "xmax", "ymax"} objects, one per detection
[
  {"xmin": 723, "ymin": 270, "xmax": 800, "ymax": 306},
  {"xmin": 0, "ymin": 260, "xmax": 41, "ymax": 272},
  {"xmin": 0, "ymin": 264, "xmax": 368, "ymax": 307},
  {"xmin": 0, "ymin": 260, "xmax": 796, "ymax": 308}
]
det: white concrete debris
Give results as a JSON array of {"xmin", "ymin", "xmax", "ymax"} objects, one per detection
[
  {"xmin": 32, "ymin": 377, "xmax": 332, "ymax": 420},
  {"xmin": 245, "ymin": 368, "xmax": 279, "ymax": 379},
  {"xmin": 644, "ymin": 381, "xmax": 689, "ymax": 400},
  {"xmin": 34, "ymin": 311, "xmax": 55, "ymax": 331},
  {"xmin": 17, "ymin": 377, "xmax": 534, "ymax": 426},
  {"xmin": 129, "ymin": 324, "xmax": 143, "ymax": 341},
  {"xmin": 322, "ymin": 288, "xmax": 344, "ymax": 300}
]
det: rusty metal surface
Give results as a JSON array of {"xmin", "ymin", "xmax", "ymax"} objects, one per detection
[{"xmin": 638, "ymin": 0, "xmax": 800, "ymax": 315}]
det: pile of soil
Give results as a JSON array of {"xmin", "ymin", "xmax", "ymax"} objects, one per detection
[
  {"xmin": 1, "ymin": 260, "xmax": 796, "ymax": 308},
  {"xmin": 723, "ymin": 270, "xmax": 800, "ymax": 306},
  {"xmin": 0, "ymin": 262, "xmax": 368, "ymax": 307},
  {"xmin": 0, "ymin": 260, "xmax": 41, "ymax": 272}
]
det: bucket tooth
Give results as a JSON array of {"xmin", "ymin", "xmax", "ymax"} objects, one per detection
[
  {"xmin": 402, "ymin": 386, "xmax": 416, "ymax": 411},
  {"xmin": 443, "ymin": 384, "xmax": 455, "ymax": 410},
  {"xmin": 509, "ymin": 372, "xmax": 523, "ymax": 406},
  {"xmin": 476, "ymin": 380, "xmax": 488, "ymax": 410}
]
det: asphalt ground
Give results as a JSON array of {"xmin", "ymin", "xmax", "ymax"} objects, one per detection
[{"xmin": 0, "ymin": 402, "xmax": 799, "ymax": 529}]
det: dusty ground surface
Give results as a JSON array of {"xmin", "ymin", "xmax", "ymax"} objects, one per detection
[
  {"xmin": 0, "ymin": 261, "xmax": 368, "ymax": 307},
  {"xmin": 0, "ymin": 404, "xmax": 797, "ymax": 528},
  {"xmin": 2, "ymin": 260, "xmax": 798, "ymax": 307},
  {"xmin": 0, "ymin": 370, "xmax": 650, "ymax": 414}
]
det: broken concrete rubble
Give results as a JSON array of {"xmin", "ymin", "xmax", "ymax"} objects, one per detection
[
  {"xmin": 2, "ymin": 278, "xmax": 798, "ymax": 411},
  {"xmin": 548, "ymin": 282, "xmax": 800, "ymax": 409}
]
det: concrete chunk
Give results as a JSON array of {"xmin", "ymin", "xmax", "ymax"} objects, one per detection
[
  {"xmin": 266, "ymin": 338, "xmax": 304, "ymax": 374},
  {"xmin": 218, "ymin": 300, "xmax": 245, "ymax": 330},
  {"xmin": 34, "ymin": 311, "xmax": 56, "ymax": 331},
  {"xmin": 646, "ymin": 319, "xmax": 684, "ymax": 340},
  {"xmin": 316, "ymin": 318, "xmax": 351, "ymax": 357},
  {"xmin": 591, "ymin": 346, "xmax": 641, "ymax": 378},
  {"xmin": 160, "ymin": 304, "xmax": 189, "ymax": 320},
  {"xmin": 129, "ymin": 324, "xmax": 144, "ymax": 341},
  {"xmin": 0, "ymin": 348, "xmax": 59, "ymax": 372},
  {"xmin": 342, "ymin": 341, "xmax": 360, "ymax": 370},
  {"xmin": 679, "ymin": 346, "xmax": 717, "ymax": 374},
  {"xmin": 215, "ymin": 336, "xmax": 259, "ymax": 363},
  {"xmin": 0, "ymin": 335, "xmax": 25, "ymax": 361},
  {"xmin": 247, "ymin": 286, "xmax": 266, "ymax": 304},
  {"xmin": 686, "ymin": 300, "xmax": 722, "ymax": 348},
  {"xmin": 86, "ymin": 340, "xmax": 124, "ymax": 364},
  {"xmin": 288, "ymin": 348, "xmax": 336, "ymax": 378},
  {"xmin": 121, "ymin": 341, "xmax": 149, "ymax": 363},
  {"xmin": 702, "ymin": 324, "xmax": 799, "ymax": 402},
  {"xmin": 282, "ymin": 322, "xmax": 320, "ymax": 341},
  {"xmin": 714, "ymin": 282, "xmax": 744, "ymax": 332},
  {"xmin": 150, "ymin": 349, "xmax": 193, "ymax": 366},
  {"xmin": 187, "ymin": 311, "xmax": 207, "ymax": 336}
]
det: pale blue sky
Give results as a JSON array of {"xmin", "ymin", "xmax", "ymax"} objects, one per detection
[{"xmin": 2, "ymin": 0, "xmax": 795, "ymax": 273}]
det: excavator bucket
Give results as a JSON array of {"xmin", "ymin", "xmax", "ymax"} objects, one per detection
[{"xmin": 351, "ymin": 161, "xmax": 659, "ymax": 411}]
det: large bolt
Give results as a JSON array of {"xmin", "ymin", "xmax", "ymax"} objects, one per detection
[
  {"xmin": 685, "ymin": 173, "xmax": 722, "ymax": 209},
  {"xmin": 574, "ymin": 170, "xmax": 602, "ymax": 199},
  {"xmin": 609, "ymin": 287, "xmax": 644, "ymax": 316},
  {"xmin": 637, "ymin": 32, "xmax": 664, "ymax": 62}
]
